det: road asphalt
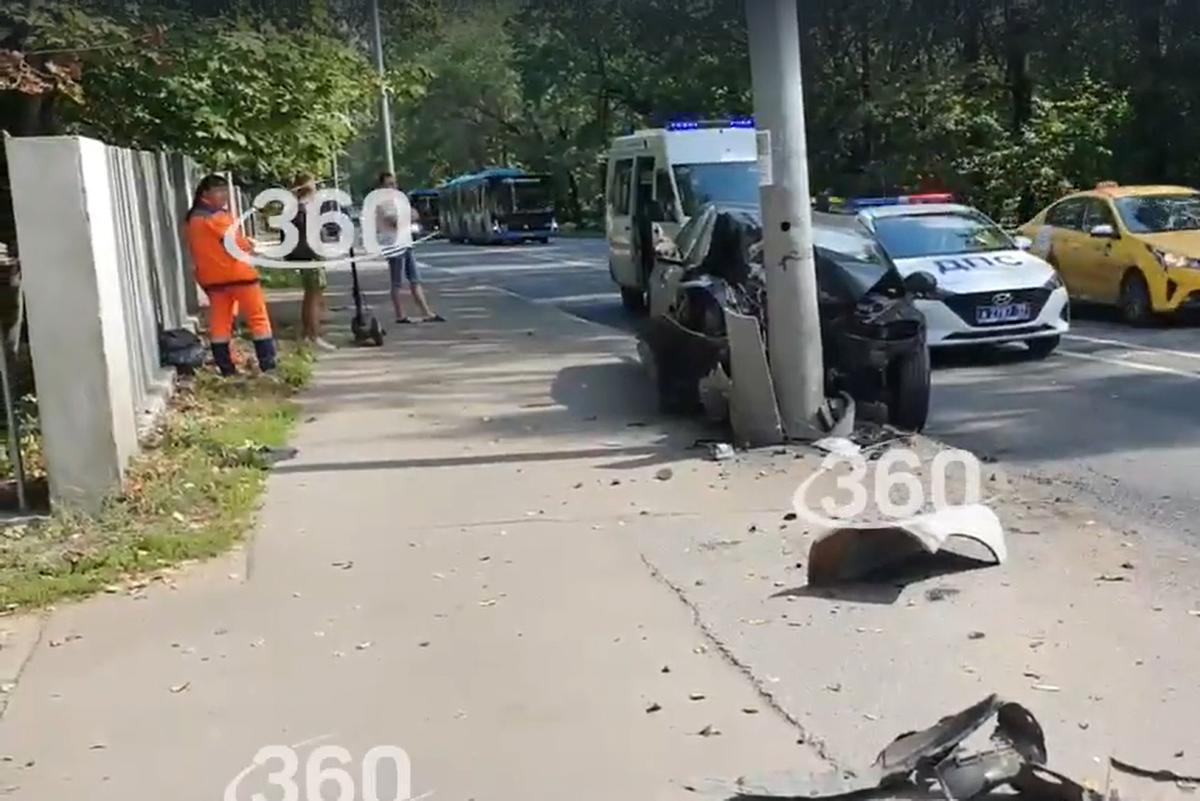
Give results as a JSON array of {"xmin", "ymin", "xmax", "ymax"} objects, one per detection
[{"xmin": 410, "ymin": 237, "xmax": 1200, "ymax": 545}]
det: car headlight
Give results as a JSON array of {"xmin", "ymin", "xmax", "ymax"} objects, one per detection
[
  {"xmin": 410, "ymin": 222, "xmax": 421, "ymax": 234},
  {"xmin": 1152, "ymin": 249, "xmax": 1200, "ymax": 270},
  {"xmin": 1043, "ymin": 272, "xmax": 1064, "ymax": 290}
]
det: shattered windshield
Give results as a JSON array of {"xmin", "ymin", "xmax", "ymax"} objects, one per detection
[{"xmin": 1114, "ymin": 194, "xmax": 1200, "ymax": 233}]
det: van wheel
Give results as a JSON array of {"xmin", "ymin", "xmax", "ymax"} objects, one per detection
[
  {"xmin": 1119, "ymin": 271, "xmax": 1153, "ymax": 325},
  {"xmin": 621, "ymin": 287, "xmax": 647, "ymax": 313},
  {"xmin": 1026, "ymin": 336, "xmax": 1059, "ymax": 359},
  {"xmin": 889, "ymin": 346, "xmax": 931, "ymax": 432}
]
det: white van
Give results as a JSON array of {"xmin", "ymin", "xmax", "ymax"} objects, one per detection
[{"xmin": 605, "ymin": 120, "xmax": 758, "ymax": 310}]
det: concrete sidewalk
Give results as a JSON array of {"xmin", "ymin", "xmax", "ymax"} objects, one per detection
[{"xmin": 0, "ymin": 277, "xmax": 823, "ymax": 800}]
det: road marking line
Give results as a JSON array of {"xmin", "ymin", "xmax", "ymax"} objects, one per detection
[
  {"xmin": 1058, "ymin": 348, "xmax": 1200, "ymax": 379},
  {"xmin": 1063, "ymin": 333, "xmax": 1200, "ymax": 361},
  {"xmin": 532, "ymin": 292, "xmax": 619, "ymax": 304}
]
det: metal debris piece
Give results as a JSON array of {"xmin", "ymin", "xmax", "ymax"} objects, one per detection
[
  {"xmin": 726, "ymin": 309, "xmax": 784, "ymax": 447},
  {"xmin": 813, "ymin": 436, "xmax": 861, "ymax": 457},
  {"xmin": 807, "ymin": 504, "xmax": 1007, "ymax": 587}
]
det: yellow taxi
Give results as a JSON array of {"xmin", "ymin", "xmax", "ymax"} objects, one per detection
[{"xmin": 1018, "ymin": 183, "xmax": 1200, "ymax": 323}]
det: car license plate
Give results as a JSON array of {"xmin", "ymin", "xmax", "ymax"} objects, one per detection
[{"xmin": 975, "ymin": 302, "xmax": 1031, "ymax": 324}]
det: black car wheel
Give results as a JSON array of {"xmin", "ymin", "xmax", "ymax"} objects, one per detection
[
  {"xmin": 1025, "ymin": 336, "xmax": 1059, "ymax": 359},
  {"xmin": 889, "ymin": 345, "xmax": 931, "ymax": 432},
  {"xmin": 621, "ymin": 286, "xmax": 647, "ymax": 313},
  {"xmin": 1120, "ymin": 271, "xmax": 1153, "ymax": 325}
]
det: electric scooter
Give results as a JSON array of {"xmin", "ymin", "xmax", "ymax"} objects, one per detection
[{"xmin": 348, "ymin": 246, "xmax": 385, "ymax": 347}]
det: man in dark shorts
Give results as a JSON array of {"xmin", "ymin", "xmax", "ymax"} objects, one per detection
[{"xmin": 376, "ymin": 172, "xmax": 443, "ymax": 323}]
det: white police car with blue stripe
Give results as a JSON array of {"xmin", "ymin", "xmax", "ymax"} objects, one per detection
[{"xmin": 832, "ymin": 196, "xmax": 1070, "ymax": 356}]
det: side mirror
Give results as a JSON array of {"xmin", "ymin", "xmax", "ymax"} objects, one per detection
[
  {"xmin": 1013, "ymin": 235, "xmax": 1033, "ymax": 251},
  {"xmin": 904, "ymin": 271, "xmax": 939, "ymax": 297},
  {"xmin": 1090, "ymin": 223, "xmax": 1118, "ymax": 239}
]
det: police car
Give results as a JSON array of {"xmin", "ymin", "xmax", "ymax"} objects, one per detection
[{"xmin": 831, "ymin": 195, "xmax": 1070, "ymax": 356}]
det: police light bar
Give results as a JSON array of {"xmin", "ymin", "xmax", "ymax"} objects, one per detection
[
  {"xmin": 848, "ymin": 193, "xmax": 954, "ymax": 209},
  {"xmin": 666, "ymin": 116, "xmax": 755, "ymax": 131}
]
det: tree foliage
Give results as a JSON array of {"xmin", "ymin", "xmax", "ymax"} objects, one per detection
[
  {"xmin": 378, "ymin": 0, "xmax": 1197, "ymax": 225},
  {"xmin": 0, "ymin": 1, "xmax": 401, "ymax": 182}
]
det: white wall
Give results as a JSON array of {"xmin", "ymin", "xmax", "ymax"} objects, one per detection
[{"xmin": 4, "ymin": 135, "xmax": 194, "ymax": 510}]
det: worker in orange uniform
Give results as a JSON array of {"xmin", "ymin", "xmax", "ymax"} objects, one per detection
[{"xmin": 184, "ymin": 174, "xmax": 276, "ymax": 375}]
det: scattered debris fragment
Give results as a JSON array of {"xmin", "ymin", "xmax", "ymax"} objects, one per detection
[
  {"xmin": 813, "ymin": 437, "xmax": 860, "ymax": 457},
  {"xmin": 708, "ymin": 442, "xmax": 735, "ymax": 462},
  {"xmin": 697, "ymin": 724, "xmax": 721, "ymax": 737},
  {"xmin": 1110, "ymin": 757, "xmax": 1200, "ymax": 785},
  {"xmin": 782, "ymin": 512, "xmax": 798, "ymax": 522},
  {"xmin": 1095, "ymin": 574, "xmax": 1128, "ymax": 583},
  {"xmin": 926, "ymin": 587, "xmax": 961, "ymax": 602},
  {"xmin": 169, "ymin": 681, "xmax": 191, "ymax": 694},
  {"xmin": 645, "ymin": 702, "xmax": 663, "ymax": 714},
  {"xmin": 968, "ymin": 631, "xmax": 986, "ymax": 640},
  {"xmin": 807, "ymin": 505, "xmax": 1006, "ymax": 587},
  {"xmin": 742, "ymin": 708, "xmax": 759, "ymax": 715},
  {"xmin": 694, "ymin": 694, "xmax": 1095, "ymax": 801},
  {"xmin": 689, "ymin": 693, "xmax": 707, "ymax": 701},
  {"xmin": 655, "ymin": 467, "xmax": 675, "ymax": 481},
  {"xmin": 331, "ymin": 561, "xmax": 354, "ymax": 570},
  {"xmin": 355, "ymin": 641, "xmax": 373, "ymax": 651},
  {"xmin": 1031, "ymin": 684, "xmax": 1061, "ymax": 693}
]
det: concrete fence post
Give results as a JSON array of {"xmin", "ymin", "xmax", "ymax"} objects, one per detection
[{"xmin": 5, "ymin": 136, "xmax": 140, "ymax": 510}]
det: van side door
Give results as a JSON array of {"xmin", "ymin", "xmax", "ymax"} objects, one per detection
[{"xmin": 607, "ymin": 158, "xmax": 636, "ymax": 287}]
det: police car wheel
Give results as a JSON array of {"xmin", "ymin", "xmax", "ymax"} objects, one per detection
[
  {"xmin": 1119, "ymin": 271, "xmax": 1153, "ymax": 326},
  {"xmin": 889, "ymin": 346, "xmax": 931, "ymax": 432},
  {"xmin": 1025, "ymin": 336, "xmax": 1059, "ymax": 359}
]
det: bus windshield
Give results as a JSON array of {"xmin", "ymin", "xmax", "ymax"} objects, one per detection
[
  {"xmin": 507, "ymin": 178, "xmax": 553, "ymax": 213},
  {"xmin": 673, "ymin": 162, "xmax": 759, "ymax": 217}
]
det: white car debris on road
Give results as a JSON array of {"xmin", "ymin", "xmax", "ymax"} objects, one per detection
[{"xmin": 825, "ymin": 196, "xmax": 1070, "ymax": 356}]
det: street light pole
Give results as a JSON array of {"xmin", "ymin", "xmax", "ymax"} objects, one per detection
[
  {"xmin": 370, "ymin": 0, "xmax": 396, "ymax": 175},
  {"xmin": 746, "ymin": 0, "xmax": 825, "ymax": 437}
]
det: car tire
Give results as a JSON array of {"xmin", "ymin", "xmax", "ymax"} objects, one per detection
[
  {"xmin": 621, "ymin": 286, "xmax": 647, "ymax": 313},
  {"xmin": 1119, "ymin": 271, "xmax": 1153, "ymax": 326},
  {"xmin": 1025, "ymin": 336, "xmax": 1059, "ymax": 359},
  {"xmin": 889, "ymin": 345, "xmax": 931, "ymax": 432}
]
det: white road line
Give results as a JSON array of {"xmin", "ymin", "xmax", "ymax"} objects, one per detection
[
  {"xmin": 1058, "ymin": 348, "xmax": 1200, "ymax": 379},
  {"xmin": 1063, "ymin": 332, "xmax": 1200, "ymax": 361},
  {"xmin": 532, "ymin": 292, "xmax": 619, "ymax": 305},
  {"xmin": 422, "ymin": 260, "xmax": 598, "ymax": 276}
]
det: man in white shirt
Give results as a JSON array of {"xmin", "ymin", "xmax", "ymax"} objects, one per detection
[{"xmin": 376, "ymin": 172, "xmax": 443, "ymax": 323}]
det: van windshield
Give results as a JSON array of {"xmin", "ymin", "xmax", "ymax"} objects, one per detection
[{"xmin": 673, "ymin": 162, "xmax": 759, "ymax": 217}]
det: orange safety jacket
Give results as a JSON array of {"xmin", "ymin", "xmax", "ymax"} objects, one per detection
[{"xmin": 185, "ymin": 205, "xmax": 260, "ymax": 290}]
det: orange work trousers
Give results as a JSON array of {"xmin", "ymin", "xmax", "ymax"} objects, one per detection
[{"xmin": 206, "ymin": 282, "xmax": 273, "ymax": 342}]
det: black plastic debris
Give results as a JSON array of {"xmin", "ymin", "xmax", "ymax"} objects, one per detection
[{"xmin": 692, "ymin": 694, "xmax": 1103, "ymax": 801}]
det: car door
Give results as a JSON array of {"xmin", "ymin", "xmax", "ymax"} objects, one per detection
[
  {"xmin": 1042, "ymin": 198, "xmax": 1090, "ymax": 297},
  {"xmin": 607, "ymin": 158, "xmax": 635, "ymax": 286},
  {"xmin": 1078, "ymin": 197, "xmax": 1125, "ymax": 302}
]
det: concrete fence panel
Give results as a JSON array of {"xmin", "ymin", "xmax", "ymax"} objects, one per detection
[{"xmin": 4, "ymin": 135, "xmax": 194, "ymax": 510}]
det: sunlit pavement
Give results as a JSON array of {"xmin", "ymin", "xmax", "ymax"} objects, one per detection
[{"xmin": 411, "ymin": 236, "xmax": 1200, "ymax": 543}]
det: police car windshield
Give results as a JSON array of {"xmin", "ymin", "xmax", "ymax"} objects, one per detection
[
  {"xmin": 873, "ymin": 212, "xmax": 1013, "ymax": 260},
  {"xmin": 673, "ymin": 163, "xmax": 759, "ymax": 218},
  {"xmin": 1114, "ymin": 194, "xmax": 1200, "ymax": 233}
]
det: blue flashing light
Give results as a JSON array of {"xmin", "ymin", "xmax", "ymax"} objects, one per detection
[{"xmin": 666, "ymin": 116, "xmax": 756, "ymax": 131}]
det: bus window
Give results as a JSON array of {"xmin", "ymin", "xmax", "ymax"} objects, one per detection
[{"xmin": 611, "ymin": 159, "xmax": 633, "ymax": 215}]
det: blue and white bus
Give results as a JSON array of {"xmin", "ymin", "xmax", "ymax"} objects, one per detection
[{"xmin": 439, "ymin": 168, "xmax": 556, "ymax": 244}]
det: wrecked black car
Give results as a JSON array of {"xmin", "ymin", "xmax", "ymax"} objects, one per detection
[{"xmin": 640, "ymin": 204, "xmax": 932, "ymax": 431}]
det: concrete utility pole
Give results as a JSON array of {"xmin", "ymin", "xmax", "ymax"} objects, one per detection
[
  {"xmin": 371, "ymin": 0, "xmax": 396, "ymax": 175},
  {"xmin": 746, "ymin": 0, "xmax": 826, "ymax": 437}
]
